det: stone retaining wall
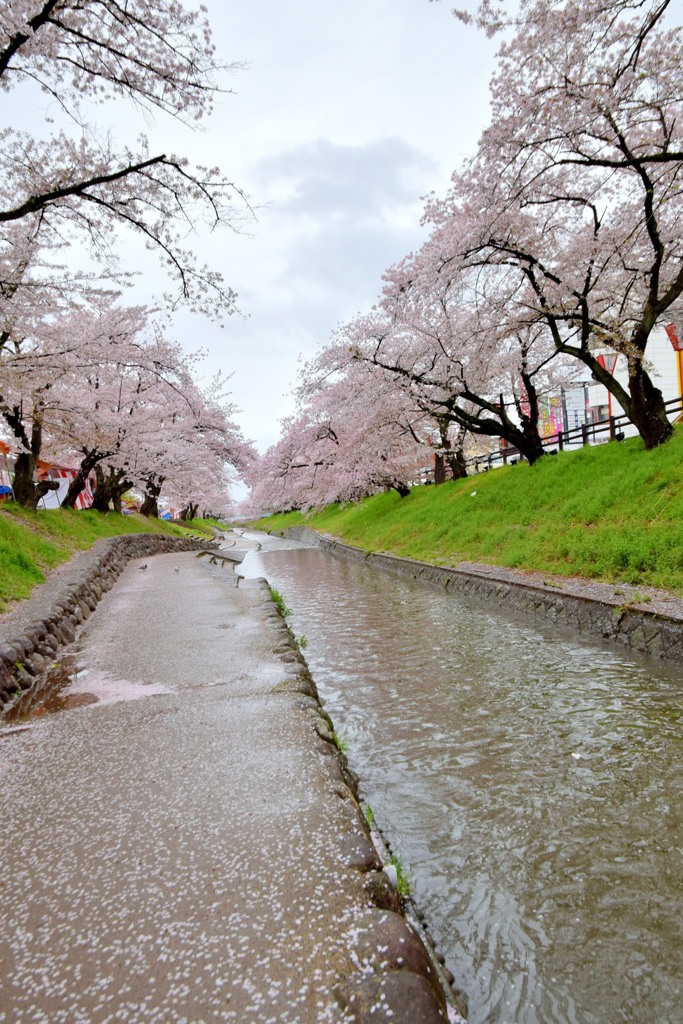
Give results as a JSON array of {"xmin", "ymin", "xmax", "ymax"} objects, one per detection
[
  {"xmin": 282, "ymin": 526, "xmax": 683, "ymax": 666},
  {"xmin": 0, "ymin": 533, "xmax": 215, "ymax": 713}
]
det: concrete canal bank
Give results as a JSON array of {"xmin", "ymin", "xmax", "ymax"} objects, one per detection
[
  {"xmin": 279, "ymin": 526, "xmax": 683, "ymax": 666},
  {"xmin": 0, "ymin": 531, "xmax": 456, "ymax": 1023}
]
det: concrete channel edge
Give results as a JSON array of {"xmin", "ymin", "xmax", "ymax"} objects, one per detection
[
  {"xmin": 253, "ymin": 573, "xmax": 463, "ymax": 1023},
  {"xmin": 0, "ymin": 532, "xmax": 217, "ymax": 711},
  {"xmin": 279, "ymin": 526, "xmax": 683, "ymax": 666}
]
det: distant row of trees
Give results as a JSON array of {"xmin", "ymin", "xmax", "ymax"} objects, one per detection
[
  {"xmin": 250, "ymin": 0, "xmax": 683, "ymax": 514},
  {"xmin": 0, "ymin": 1, "xmax": 253, "ymax": 515},
  {"xmin": 3, "ymin": 296, "xmax": 254, "ymax": 514}
]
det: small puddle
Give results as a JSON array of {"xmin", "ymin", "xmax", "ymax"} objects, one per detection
[
  {"xmin": 32, "ymin": 691, "xmax": 99, "ymax": 715},
  {"xmin": 3, "ymin": 655, "xmax": 81, "ymax": 724},
  {"xmin": 3, "ymin": 653, "xmax": 172, "ymax": 726}
]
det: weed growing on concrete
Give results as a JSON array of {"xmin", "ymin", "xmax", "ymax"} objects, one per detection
[
  {"xmin": 332, "ymin": 729, "xmax": 350, "ymax": 754},
  {"xmin": 297, "ymin": 635, "xmax": 308, "ymax": 650},
  {"xmin": 270, "ymin": 586, "xmax": 291, "ymax": 618},
  {"xmin": 615, "ymin": 591, "xmax": 654, "ymax": 616},
  {"xmin": 389, "ymin": 854, "xmax": 412, "ymax": 899},
  {"xmin": 364, "ymin": 803, "xmax": 375, "ymax": 828}
]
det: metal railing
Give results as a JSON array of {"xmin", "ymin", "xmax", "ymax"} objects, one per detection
[{"xmin": 465, "ymin": 395, "xmax": 683, "ymax": 475}]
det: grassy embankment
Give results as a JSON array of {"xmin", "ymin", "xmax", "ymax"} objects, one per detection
[
  {"xmin": 0, "ymin": 504, "xmax": 222, "ymax": 613},
  {"xmin": 257, "ymin": 430, "xmax": 683, "ymax": 595}
]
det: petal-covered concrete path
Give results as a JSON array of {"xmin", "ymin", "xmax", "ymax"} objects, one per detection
[{"xmin": 0, "ymin": 533, "xmax": 452, "ymax": 1024}]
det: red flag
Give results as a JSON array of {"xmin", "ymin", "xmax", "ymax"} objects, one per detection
[{"xmin": 665, "ymin": 323, "xmax": 682, "ymax": 351}]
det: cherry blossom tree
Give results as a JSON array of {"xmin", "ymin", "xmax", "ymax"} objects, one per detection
[
  {"xmin": 54, "ymin": 334, "xmax": 254, "ymax": 515},
  {"xmin": 251, "ymin": 230, "xmax": 577, "ymax": 508},
  {"xmin": 344, "ymin": 230, "xmax": 579, "ymax": 465},
  {"xmin": 0, "ymin": 1, "xmax": 252, "ymax": 316},
  {"xmin": 248, "ymin": 354, "xmax": 429, "ymax": 513},
  {"xmin": 0, "ymin": 297, "xmax": 152, "ymax": 505},
  {"xmin": 439, "ymin": 0, "xmax": 673, "ymax": 41},
  {"xmin": 253, "ymin": 0, "xmax": 683, "ymax": 505},
  {"xmin": 122, "ymin": 368, "xmax": 256, "ymax": 518},
  {"xmin": 430, "ymin": 0, "xmax": 683, "ymax": 448},
  {"xmin": 0, "ymin": 296, "xmax": 254, "ymax": 510},
  {"xmin": 54, "ymin": 320, "xmax": 193, "ymax": 510}
]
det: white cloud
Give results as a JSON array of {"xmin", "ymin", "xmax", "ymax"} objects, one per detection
[{"xmin": 171, "ymin": 133, "xmax": 442, "ymax": 451}]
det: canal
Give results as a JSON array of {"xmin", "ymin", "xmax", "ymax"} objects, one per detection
[{"xmin": 239, "ymin": 534, "xmax": 682, "ymax": 1024}]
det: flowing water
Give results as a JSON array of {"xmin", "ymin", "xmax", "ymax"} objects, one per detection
[{"xmin": 240, "ymin": 536, "xmax": 682, "ymax": 1024}]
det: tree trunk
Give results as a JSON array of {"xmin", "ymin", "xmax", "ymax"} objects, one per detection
[
  {"xmin": 447, "ymin": 389, "xmax": 546, "ymax": 466},
  {"xmin": 180, "ymin": 501, "xmax": 199, "ymax": 521},
  {"xmin": 434, "ymin": 453, "xmax": 446, "ymax": 484},
  {"xmin": 110, "ymin": 478, "xmax": 131, "ymax": 511},
  {"xmin": 626, "ymin": 367, "xmax": 673, "ymax": 448},
  {"xmin": 12, "ymin": 451, "xmax": 39, "ymax": 508},
  {"xmin": 389, "ymin": 480, "xmax": 411, "ymax": 497},
  {"xmin": 570, "ymin": 341, "xmax": 674, "ymax": 450},
  {"xmin": 91, "ymin": 467, "xmax": 112, "ymax": 512},
  {"xmin": 516, "ymin": 421, "xmax": 546, "ymax": 464},
  {"xmin": 12, "ymin": 452, "xmax": 60, "ymax": 509},
  {"xmin": 436, "ymin": 415, "xmax": 467, "ymax": 481},
  {"xmin": 471, "ymin": 415, "xmax": 546, "ymax": 465},
  {"xmin": 5, "ymin": 403, "xmax": 60, "ymax": 508},
  {"xmin": 140, "ymin": 494, "xmax": 157, "ymax": 517},
  {"xmin": 140, "ymin": 476, "xmax": 164, "ymax": 518},
  {"xmin": 516, "ymin": 377, "xmax": 546, "ymax": 464},
  {"xmin": 61, "ymin": 449, "xmax": 103, "ymax": 509},
  {"xmin": 446, "ymin": 447, "xmax": 468, "ymax": 479},
  {"xmin": 91, "ymin": 466, "xmax": 131, "ymax": 513}
]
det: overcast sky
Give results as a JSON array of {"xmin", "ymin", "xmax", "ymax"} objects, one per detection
[{"xmin": 152, "ymin": 0, "xmax": 500, "ymax": 454}]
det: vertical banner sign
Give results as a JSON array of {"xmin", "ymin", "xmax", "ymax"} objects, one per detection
[
  {"xmin": 664, "ymin": 324, "xmax": 683, "ymax": 411},
  {"xmin": 597, "ymin": 353, "xmax": 619, "ymax": 419}
]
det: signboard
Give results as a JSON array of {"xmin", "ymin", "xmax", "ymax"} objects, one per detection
[
  {"xmin": 563, "ymin": 387, "xmax": 587, "ymax": 433},
  {"xmin": 597, "ymin": 352, "xmax": 619, "ymax": 374},
  {"xmin": 538, "ymin": 395, "xmax": 564, "ymax": 439}
]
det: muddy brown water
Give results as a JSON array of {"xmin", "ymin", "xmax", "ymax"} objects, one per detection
[{"xmin": 240, "ymin": 538, "xmax": 683, "ymax": 1024}]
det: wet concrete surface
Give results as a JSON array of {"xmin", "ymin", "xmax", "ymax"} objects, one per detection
[{"xmin": 0, "ymin": 540, "xmax": 427, "ymax": 1023}]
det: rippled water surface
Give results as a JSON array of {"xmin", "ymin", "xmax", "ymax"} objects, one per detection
[{"xmin": 240, "ymin": 540, "xmax": 683, "ymax": 1024}]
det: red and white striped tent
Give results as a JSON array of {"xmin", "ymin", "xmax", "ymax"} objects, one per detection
[
  {"xmin": 0, "ymin": 442, "xmax": 95, "ymax": 509},
  {"xmin": 39, "ymin": 465, "xmax": 95, "ymax": 510}
]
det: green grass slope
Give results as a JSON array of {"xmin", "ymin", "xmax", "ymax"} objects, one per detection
[
  {"xmin": 0, "ymin": 504, "xmax": 218, "ymax": 613},
  {"xmin": 259, "ymin": 430, "xmax": 683, "ymax": 595}
]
